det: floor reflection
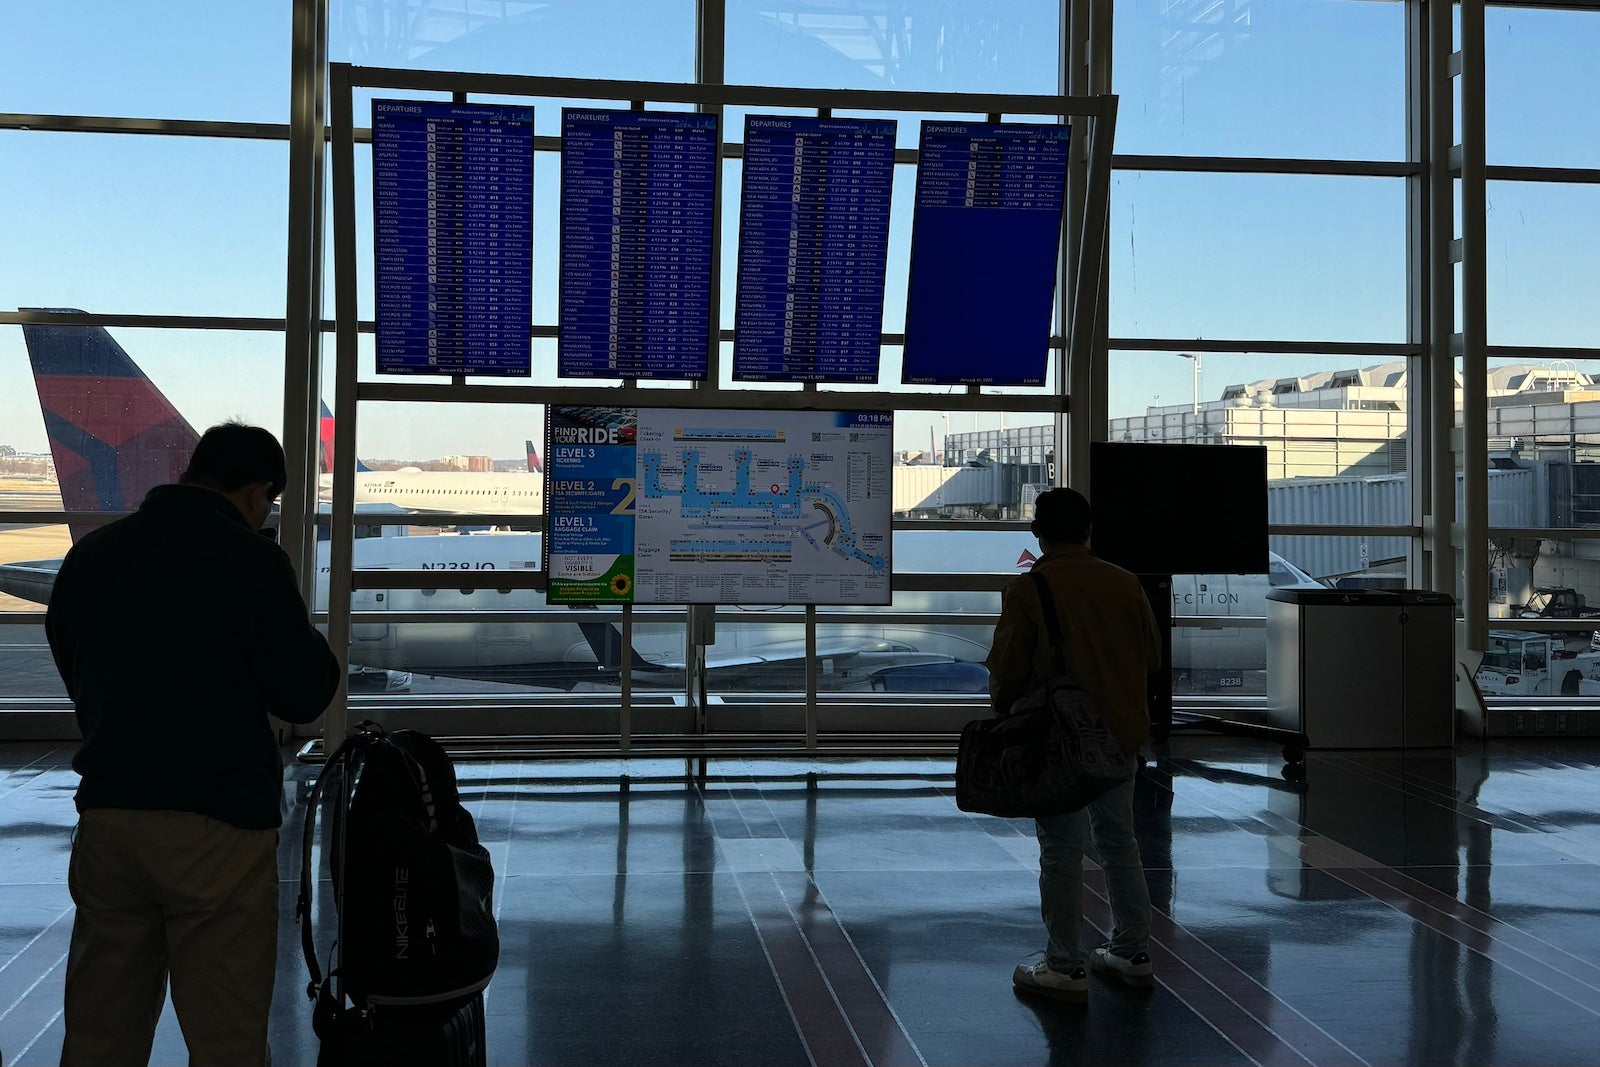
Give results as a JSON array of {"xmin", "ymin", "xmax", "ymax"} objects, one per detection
[{"xmin": 8, "ymin": 741, "xmax": 1600, "ymax": 1065}]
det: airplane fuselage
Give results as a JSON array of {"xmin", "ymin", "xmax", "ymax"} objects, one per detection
[{"xmin": 319, "ymin": 470, "xmax": 545, "ymax": 517}]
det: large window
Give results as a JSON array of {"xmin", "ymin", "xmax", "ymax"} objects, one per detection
[
  {"xmin": 1112, "ymin": 0, "xmax": 1407, "ymax": 160},
  {"xmin": 1, "ymin": 0, "xmax": 292, "ymax": 706},
  {"xmin": 725, "ymin": 1, "xmax": 1062, "ymax": 93},
  {"xmin": 4, "ymin": 3, "xmax": 291, "ymax": 122},
  {"xmin": 1109, "ymin": 172, "xmax": 1408, "ymax": 343},
  {"xmin": 4, "ymin": 0, "xmax": 1586, "ymax": 730}
]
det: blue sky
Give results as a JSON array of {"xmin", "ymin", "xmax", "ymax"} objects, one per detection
[{"xmin": 1, "ymin": 0, "xmax": 1597, "ymax": 461}]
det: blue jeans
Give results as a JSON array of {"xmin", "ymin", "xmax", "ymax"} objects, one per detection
[{"xmin": 1035, "ymin": 778, "xmax": 1151, "ymax": 970}]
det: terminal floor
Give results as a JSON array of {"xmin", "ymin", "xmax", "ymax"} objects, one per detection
[{"xmin": 5, "ymin": 738, "xmax": 1600, "ymax": 1065}]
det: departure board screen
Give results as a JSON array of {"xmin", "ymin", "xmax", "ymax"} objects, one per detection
[
  {"xmin": 732, "ymin": 116, "xmax": 896, "ymax": 383},
  {"xmin": 372, "ymin": 100, "xmax": 534, "ymax": 376},
  {"xmin": 558, "ymin": 109, "xmax": 718, "ymax": 380},
  {"xmin": 900, "ymin": 121, "xmax": 1071, "ymax": 387}
]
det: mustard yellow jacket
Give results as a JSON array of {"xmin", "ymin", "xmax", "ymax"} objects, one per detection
[{"xmin": 984, "ymin": 544, "xmax": 1162, "ymax": 753}]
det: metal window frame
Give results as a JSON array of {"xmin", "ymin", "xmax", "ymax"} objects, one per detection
[
  {"xmin": 320, "ymin": 61, "xmax": 1119, "ymax": 745},
  {"xmin": 11, "ymin": 0, "xmax": 1592, "ymax": 728}
]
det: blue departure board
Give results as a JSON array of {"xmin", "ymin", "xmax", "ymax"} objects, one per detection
[
  {"xmin": 558, "ymin": 109, "xmax": 718, "ymax": 380},
  {"xmin": 372, "ymin": 100, "xmax": 534, "ymax": 376},
  {"xmin": 732, "ymin": 116, "xmax": 897, "ymax": 383},
  {"xmin": 901, "ymin": 121, "xmax": 1071, "ymax": 387}
]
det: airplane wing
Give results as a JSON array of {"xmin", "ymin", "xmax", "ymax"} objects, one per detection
[
  {"xmin": 577, "ymin": 621, "xmax": 988, "ymax": 692},
  {"xmin": 0, "ymin": 560, "xmax": 60, "ymax": 606}
]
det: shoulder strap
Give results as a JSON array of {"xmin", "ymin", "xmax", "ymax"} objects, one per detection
[
  {"xmin": 298, "ymin": 724, "xmax": 383, "ymax": 1003},
  {"xmin": 298, "ymin": 740, "xmax": 339, "ymax": 999},
  {"xmin": 1029, "ymin": 569, "xmax": 1071, "ymax": 674}
]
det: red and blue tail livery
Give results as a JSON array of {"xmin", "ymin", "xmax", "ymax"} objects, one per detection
[
  {"xmin": 319, "ymin": 401, "xmax": 370, "ymax": 475},
  {"xmin": 20, "ymin": 309, "xmax": 198, "ymax": 520}
]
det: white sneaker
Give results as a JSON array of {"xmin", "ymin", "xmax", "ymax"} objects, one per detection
[
  {"xmin": 1091, "ymin": 946, "xmax": 1155, "ymax": 987},
  {"xmin": 1012, "ymin": 959, "xmax": 1088, "ymax": 1003}
]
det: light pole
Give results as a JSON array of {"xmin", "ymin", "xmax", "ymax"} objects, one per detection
[{"xmin": 1179, "ymin": 352, "xmax": 1202, "ymax": 416}]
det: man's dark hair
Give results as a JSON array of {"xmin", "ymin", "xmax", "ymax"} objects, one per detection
[
  {"xmin": 181, "ymin": 422, "xmax": 287, "ymax": 497},
  {"xmin": 1032, "ymin": 487, "xmax": 1092, "ymax": 545}
]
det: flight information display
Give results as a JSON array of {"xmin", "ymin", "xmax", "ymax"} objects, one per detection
[
  {"xmin": 558, "ymin": 109, "xmax": 718, "ymax": 380},
  {"xmin": 732, "ymin": 116, "xmax": 896, "ymax": 383},
  {"xmin": 372, "ymin": 100, "xmax": 534, "ymax": 376},
  {"xmin": 900, "ymin": 121, "xmax": 1071, "ymax": 387}
]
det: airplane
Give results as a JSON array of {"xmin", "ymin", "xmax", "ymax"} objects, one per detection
[
  {"xmin": 315, "ymin": 402, "xmax": 544, "ymax": 519},
  {"xmin": 3, "ymin": 309, "xmax": 1319, "ymax": 694}
]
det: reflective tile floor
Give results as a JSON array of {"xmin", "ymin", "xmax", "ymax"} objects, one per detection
[{"xmin": 6, "ymin": 738, "xmax": 1600, "ymax": 1065}]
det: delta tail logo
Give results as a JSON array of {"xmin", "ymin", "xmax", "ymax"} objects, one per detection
[{"xmin": 21, "ymin": 308, "xmax": 198, "ymax": 535}]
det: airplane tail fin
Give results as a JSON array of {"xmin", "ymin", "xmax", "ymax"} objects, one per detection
[
  {"xmin": 525, "ymin": 440, "xmax": 542, "ymax": 473},
  {"xmin": 20, "ymin": 309, "xmax": 198, "ymax": 534},
  {"xmin": 319, "ymin": 400, "xmax": 370, "ymax": 474},
  {"xmin": 577, "ymin": 622, "xmax": 652, "ymax": 673}
]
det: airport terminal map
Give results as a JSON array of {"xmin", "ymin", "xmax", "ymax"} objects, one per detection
[{"xmin": 544, "ymin": 407, "xmax": 892, "ymax": 604}]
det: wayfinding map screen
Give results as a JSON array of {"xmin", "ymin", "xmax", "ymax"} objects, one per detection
[
  {"xmin": 544, "ymin": 407, "xmax": 892, "ymax": 605},
  {"xmin": 900, "ymin": 121, "xmax": 1070, "ymax": 386},
  {"xmin": 372, "ymin": 100, "xmax": 534, "ymax": 376}
]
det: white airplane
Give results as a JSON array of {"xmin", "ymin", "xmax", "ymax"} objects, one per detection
[
  {"xmin": 314, "ymin": 402, "xmax": 544, "ymax": 519},
  {"xmin": 4, "ymin": 309, "xmax": 1318, "ymax": 693}
]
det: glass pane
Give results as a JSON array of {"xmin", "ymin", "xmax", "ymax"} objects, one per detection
[
  {"xmin": 1486, "ymin": 6, "xmax": 1600, "ymax": 169},
  {"xmin": 2, "ymin": 133, "xmax": 289, "ymax": 319},
  {"xmin": 340, "ymin": 614, "xmax": 688, "ymax": 695},
  {"xmin": 1487, "ymin": 535, "xmax": 1600, "ymax": 625},
  {"xmin": 5, "ymin": 2, "xmax": 290, "ymax": 122},
  {"xmin": 1486, "ymin": 181, "xmax": 1600, "ymax": 349},
  {"xmin": 1110, "ymin": 172, "xmax": 1407, "ymax": 342},
  {"xmin": 1170, "ymin": 535, "xmax": 1413, "ymax": 698},
  {"xmin": 1114, "ymin": 0, "xmax": 1405, "ymax": 160},
  {"xmin": 332, "ymin": 0, "xmax": 698, "ymax": 99},
  {"xmin": 725, "ymin": 1, "xmax": 1061, "ymax": 94},
  {"xmin": 1485, "ymin": 356, "xmax": 1600, "ymax": 529},
  {"xmin": 707, "ymin": 617, "xmax": 995, "ymax": 695},
  {"xmin": 340, "ymin": 400, "xmax": 549, "ymax": 491},
  {"xmin": 0, "ymin": 325, "xmax": 286, "ymax": 513},
  {"xmin": 1110, "ymin": 351, "xmax": 1412, "ymax": 484},
  {"xmin": 1476, "ymin": 527, "xmax": 1600, "ymax": 699},
  {"xmin": 0, "ymin": 524, "xmax": 71, "ymax": 616},
  {"xmin": 0, "ymin": 627, "xmax": 64, "ymax": 697}
]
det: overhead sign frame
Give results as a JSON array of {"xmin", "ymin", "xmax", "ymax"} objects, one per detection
[{"xmin": 322, "ymin": 64, "xmax": 1117, "ymax": 739}]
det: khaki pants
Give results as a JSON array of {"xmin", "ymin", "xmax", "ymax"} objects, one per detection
[{"xmin": 61, "ymin": 809, "xmax": 278, "ymax": 1067}]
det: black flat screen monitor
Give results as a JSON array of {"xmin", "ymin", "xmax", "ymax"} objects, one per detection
[{"xmin": 1088, "ymin": 443, "xmax": 1269, "ymax": 575}]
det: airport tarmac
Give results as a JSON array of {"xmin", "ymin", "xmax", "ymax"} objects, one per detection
[
  {"xmin": 0, "ymin": 475, "xmax": 64, "ymax": 513},
  {"xmin": 0, "ymin": 509, "xmax": 69, "ymax": 613}
]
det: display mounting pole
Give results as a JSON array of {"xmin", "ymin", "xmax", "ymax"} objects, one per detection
[
  {"xmin": 620, "ymin": 605, "xmax": 633, "ymax": 753},
  {"xmin": 805, "ymin": 604, "xmax": 819, "ymax": 751}
]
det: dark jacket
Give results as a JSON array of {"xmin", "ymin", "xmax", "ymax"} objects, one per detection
[
  {"xmin": 985, "ymin": 544, "xmax": 1162, "ymax": 753},
  {"xmin": 46, "ymin": 484, "xmax": 339, "ymax": 829}
]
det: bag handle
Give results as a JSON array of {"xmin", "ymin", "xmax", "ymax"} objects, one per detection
[{"xmin": 1029, "ymin": 569, "xmax": 1073, "ymax": 677}]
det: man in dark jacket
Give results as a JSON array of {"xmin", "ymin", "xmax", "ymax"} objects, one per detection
[
  {"xmin": 46, "ymin": 422, "xmax": 340, "ymax": 1067},
  {"xmin": 986, "ymin": 487, "xmax": 1162, "ymax": 1004}
]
